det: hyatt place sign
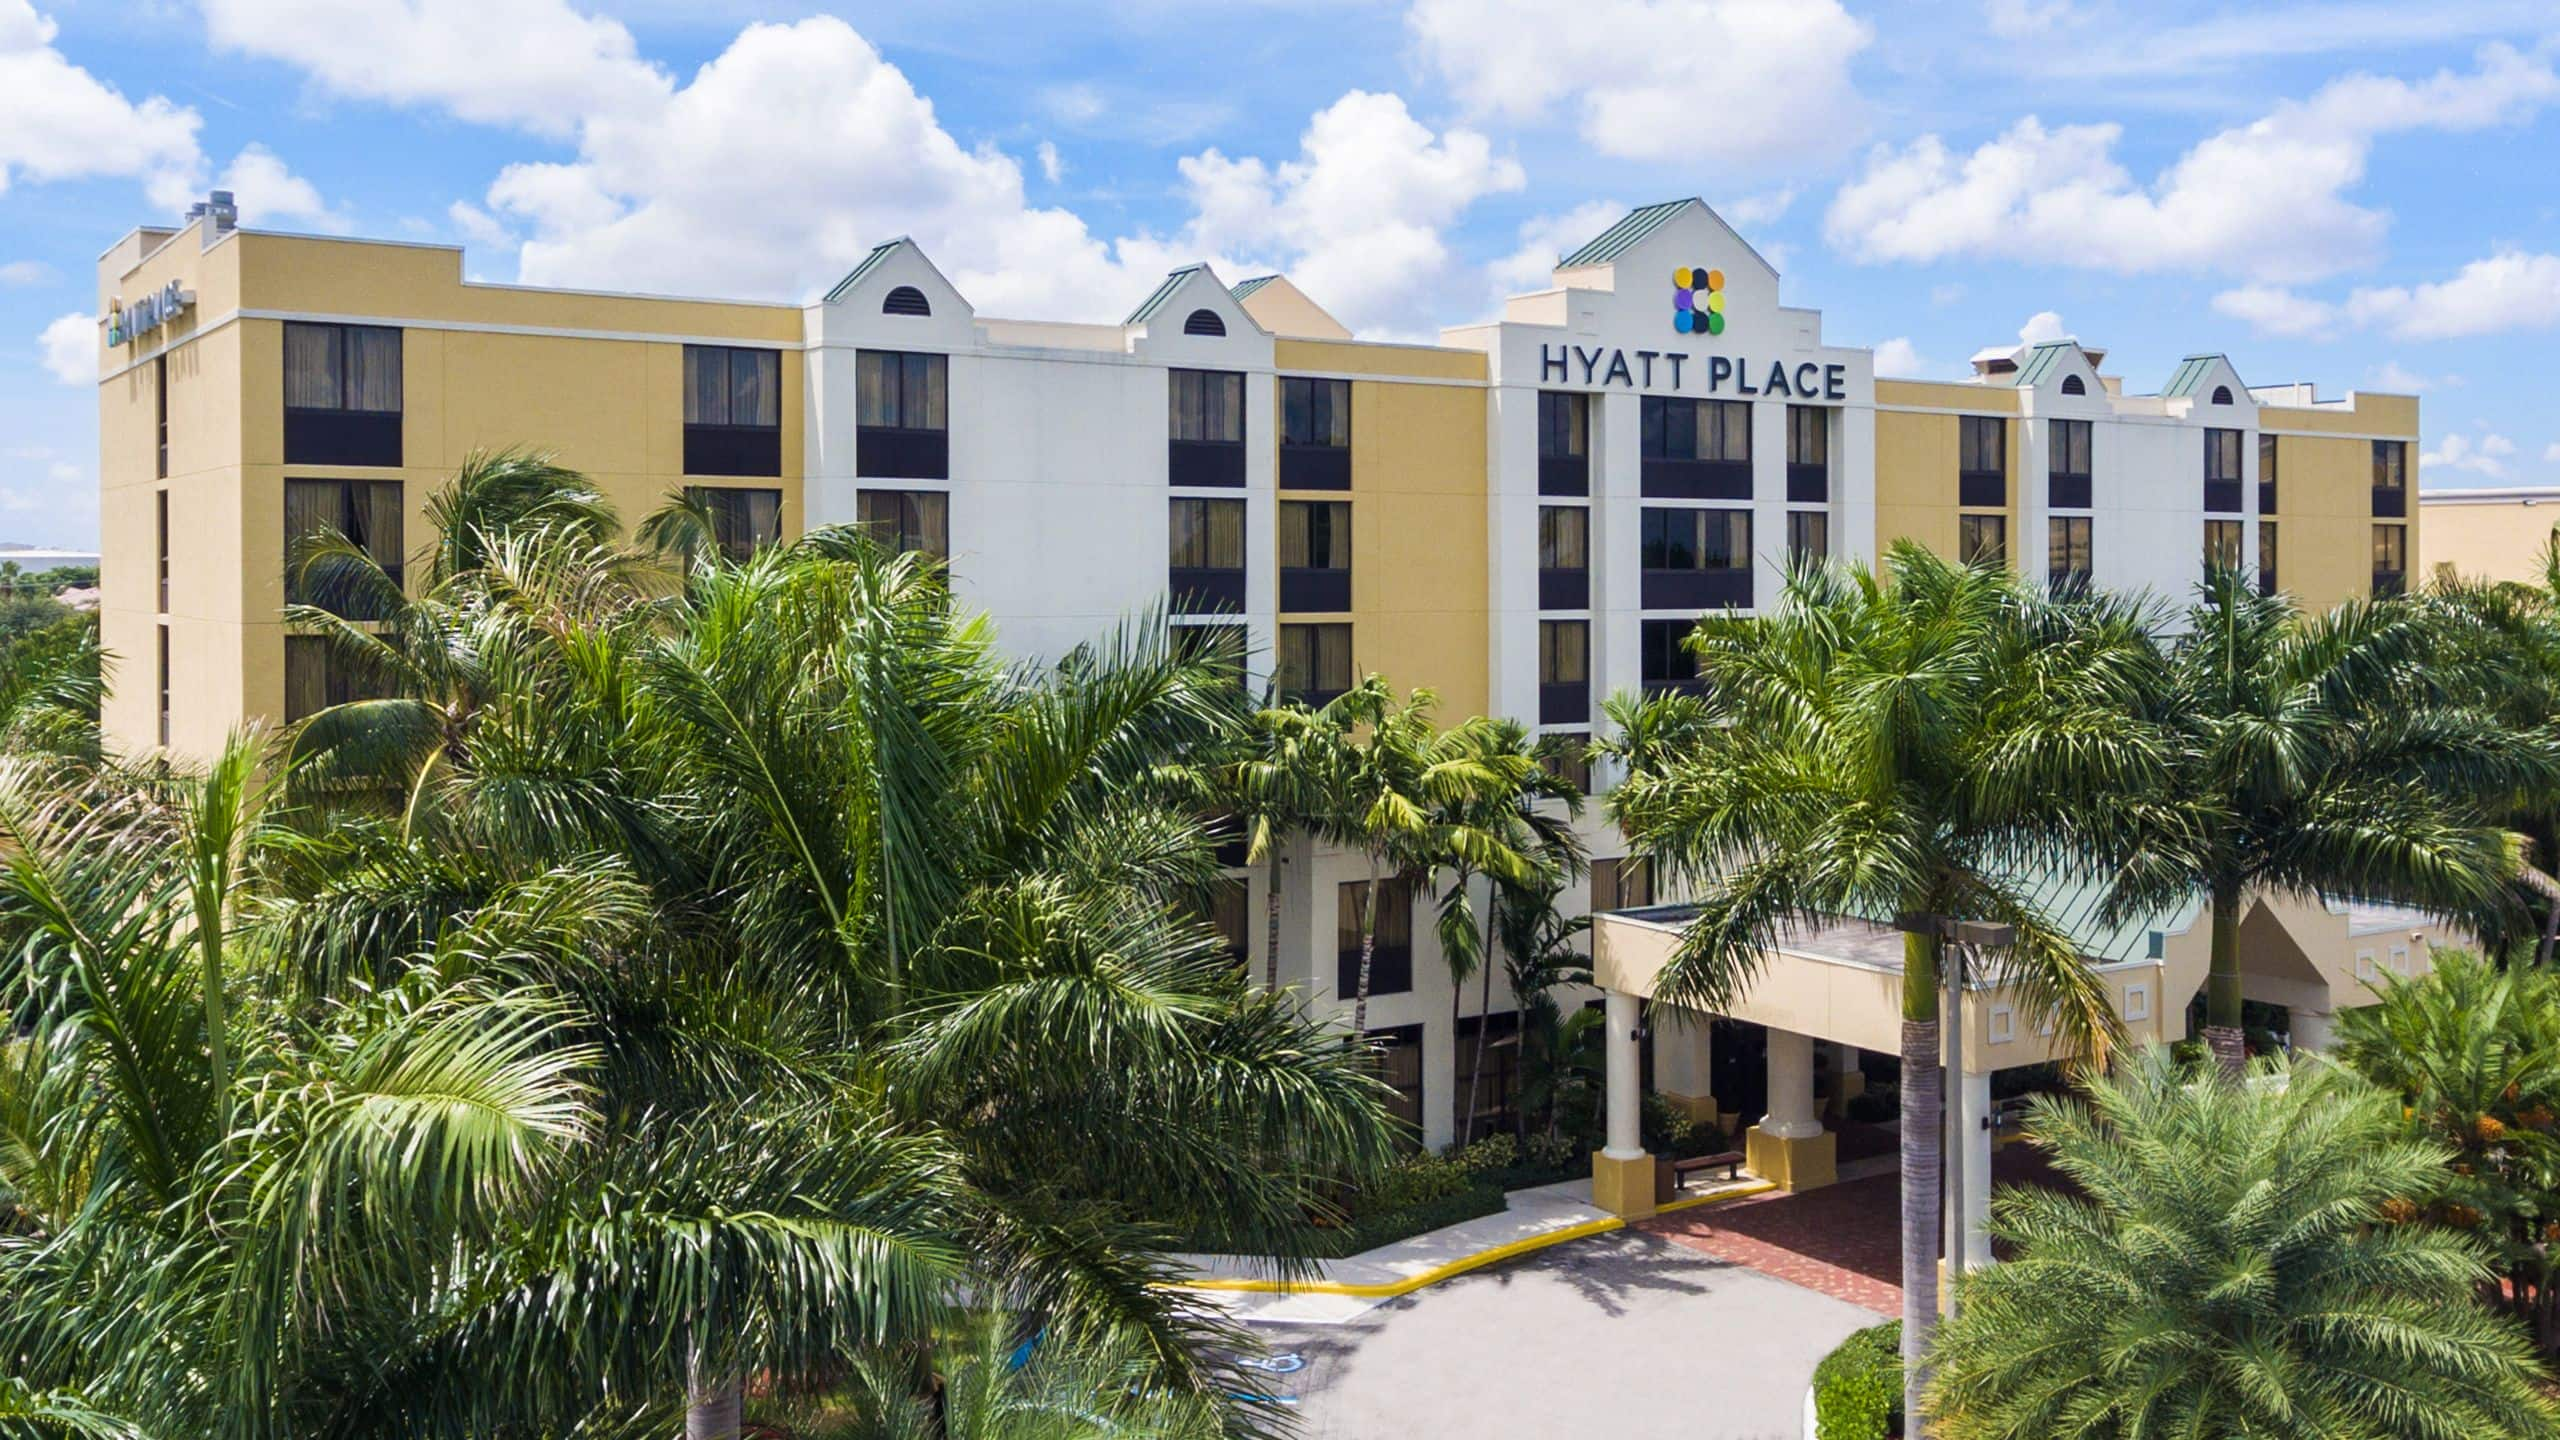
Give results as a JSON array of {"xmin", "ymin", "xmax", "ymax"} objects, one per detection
[
  {"xmin": 1541, "ymin": 344, "xmax": 1849, "ymax": 401},
  {"xmin": 105, "ymin": 280, "xmax": 194, "ymax": 347}
]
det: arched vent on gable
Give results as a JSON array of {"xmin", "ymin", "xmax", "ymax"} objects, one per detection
[
  {"xmin": 2210, "ymin": 384, "xmax": 2234, "ymax": 405},
  {"xmin": 883, "ymin": 285, "xmax": 931, "ymax": 317},
  {"xmin": 1183, "ymin": 308, "xmax": 1227, "ymax": 337},
  {"xmin": 2061, "ymin": 375, "xmax": 2087, "ymax": 396}
]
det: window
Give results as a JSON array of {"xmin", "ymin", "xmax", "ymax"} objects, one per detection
[
  {"xmin": 1539, "ymin": 391, "xmax": 1590, "ymax": 496},
  {"xmin": 688, "ymin": 486, "xmax": 783, "ymax": 563},
  {"xmin": 2048, "ymin": 516, "xmax": 2092, "ymax": 591},
  {"xmin": 283, "ymin": 634, "xmax": 387, "ymax": 723},
  {"xmin": 852, "ymin": 349, "xmax": 945, "ymax": 480},
  {"xmin": 1195, "ymin": 878, "xmax": 1249, "ymax": 971},
  {"xmin": 2060, "ymin": 374, "xmax": 2087, "ymax": 396},
  {"xmin": 283, "ymin": 322, "xmax": 402, "ymax": 466},
  {"xmin": 1959, "ymin": 416, "xmax": 2006, "ymax": 507},
  {"xmin": 1280, "ymin": 376, "xmax": 1351, "ymax": 490},
  {"xmin": 1366, "ymin": 1023, "xmax": 1425, "ymax": 1140},
  {"xmin": 1641, "ymin": 507, "xmax": 1752, "ymax": 608},
  {"xmin": 1640, "ymin": 619, "xmax": 1701, "ymax": 695},
  {"xmin": 1642, "ymin": 397, "xmax": 1751, "ymax": 499},
  {"xmin": 1958, "ymin": 513, "xmax": 2007, "ymax": 567},
  {"xmin": 882, "ymin": 285, "xmax": 930, "ymax": 316},
  {"xmin": 1788, "ymin": 511, "xmax": 1829, "ymax": 565},
  {"xmin": 1540, "ymin": 733, "xmax": 1592, "ymax": 794},
  {"xmin": 2048, "ymin": 419, "xmax": 2092, "ymax": 509},
  {"xmin": 155, "ymin": 490, "xmax": 169, "ymax": 612},
  {"xmin": 1279, "ymin": 500, "xmax": 1351, "ymax": 612},
  {"xmin": 1172, "ymin": 622, "xmax": 1247, "ymax": 684},
  {"xmin": 2258, "ymin": 520, "xmax": 2278, "ymax": 596},
  {"xmin": 1538, "ymin": 504, "xmax": 1589, "ymax": 610},
  {"xmin": 686, "ymin": 344, "xmax": 785, "ymax": 478},
  {"xmin": 157, "ymin": 625, "xmax": 170, "ymax": 748},
  {"xmin": 856, "ymin": 488, "xmax": 947, "ymax": 560},
  {"xmin": 1280, "ymin": 622, "xmax": 1351, "ymax": 705},
  {"xmin": 1538, "ymin": 620, "xmax": 1588, "ymax": 725},
  {"xmin": 2258, "ymin": 433, "xmax": 2280, "ymax": 514},
  {"xmin": 1590, "ymin": 856, "xmax": 1654, "ymax": 912},
  {"xmin": 2203, "ymin": 428, "xmax": 2244, "ymax": 513},
  {"xmin": 1338, "ymin": 878, "xmax": 1414, "ymax": 997},
  {"xmin": 284, "ymin": 478, "xmax": 404, "ymax": 617},
  {"xmin": 2372, "ymin": 440, "xmax": 2408, "ymax": 517},
  {"xmin": 1170, "ymin": 369, "xmax": 1246, "ymax": 487},
  {"xmin": 154, "ymin": 355, "xmax": 169, "ymax": 479},
  {"xmin": 2210, "ymin": 385, "xmax": 2234, "ymax": 406},
  {"xmin": 2204, "ymin": 518, "xmax": 2244, "ymax": 574},
  {"xmin": 1786, "ymin": 405, "xmax": 1829, "ymax": 502},
  {"xmin": 1169, "ymin": 497, "xmax": 1244, "ymax": 614},
  {"xmin": 2372, "ymin": 523, "xmax": 2407, "ymax": 596},
  {"xmin": 1453, "ymin": 1011, "xmax": 1524, "ymax": 1138},
  {"xmin": 1183, "ymin": 308, "xmax": 1226, "ymax": 337}
]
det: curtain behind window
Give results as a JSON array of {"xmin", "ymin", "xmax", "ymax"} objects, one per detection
[{"xmin": 284, "ymin": 325, "xmax": 341, "ymax": 409}]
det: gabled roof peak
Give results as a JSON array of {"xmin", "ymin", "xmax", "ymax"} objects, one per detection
[
  {"xmin": 1124, "ymin": 263, "xmax": 1218, "ymax": 326},
  {"xmin": 1558, "ymin": 199, "xmax": 1695, "ymax": 269}
]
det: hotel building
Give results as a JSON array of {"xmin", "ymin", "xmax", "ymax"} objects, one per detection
[{"xmin": 92, "ymin": 195, "xmax": 2420, "ymax": 1150}]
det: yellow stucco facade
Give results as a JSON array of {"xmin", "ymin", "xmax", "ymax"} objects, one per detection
[
  {"xmin": 2421, "ymin": 493, "xmax": 2560, "ymax": 587},
  {"xmin": 96, "ymin": 222, "xmax": 803, "ymax": 759},
  {"xmin": 1874, "ymin": 380, "xmax": 2021, "ymax": 563}
]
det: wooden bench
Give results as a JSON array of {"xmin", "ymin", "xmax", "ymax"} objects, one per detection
[{"xmin": 1667, "ymin": 1150, "xmax": 1746, "ymax": 1191}]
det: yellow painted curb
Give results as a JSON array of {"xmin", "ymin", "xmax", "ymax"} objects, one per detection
[{"xmin": 1173, "ymin": 1179, "xmax": 1780, "ymax": 1299}]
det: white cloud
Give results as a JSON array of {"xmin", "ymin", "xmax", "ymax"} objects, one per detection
[
  {"xmin": 216, "ymin": 143, "xmax": 345, "ymax": 231},
  {"xmin": 2211, "ymin": 284, "xmax": 2341, "ymax": 339},
  {"xmin": 1036, "ymin": 141, "xmax": 1063, "ymax": 185},
  {"xmin": 447, "ymin": 199, "xmax": 516, "ymax": 253},
  {"xmin": 2367, "ymin": 361, "xmax": 2456, "ymax": 393},
  {"xmin": 1720, "ymin": 187, "xmax": 1797, "ymax": 228},
  {"xmin": 0, "ymin": 260, "xmax": 52, "ymax": 286},
  {"xmin": 1873, "ymin": 337, "xmax": 1928, "ymax": 376},
  {"xmin": 1984, "ymin": 0, "xmax": 2073, "ymax": 38},
  {"xmin": 0, "ymin": 0, "xmax": 204, "ymax": 207},
  {"xmin": 1488, "ymin": 199, "xmax": 1625, "ymax": 300},
  {"xmin": 200, "ymin": 0, "xmax": 669, "ymax": 139},
  {"xmin": 1824, "ymin": 43, "xmax": 2559, "ymax": 281},
  {"xmin": 2423, "ymin": 432, "xmax": 2514, "ymax": 479},
  {"xmin": 2547, "ymin": 442, "xmax": 2560, "ymax": 464},
  {"xmin": 1411, "ymin": 0, "xmax": 1871, "ymax": 167},
  {"xmin": 2017, "ymin": 310, "xmax": 2068, "ymax": 345},
  {"xmin": 38, "ymin": 311, "xmax": 91, "ymax": 385},
  {"xmin": 2351, "ymin": 250, "xmax": 2560, "ymax": 340},
  {"xmin": 1929, "ymin": 283, "xmax": 1965, "ymax": 307}
]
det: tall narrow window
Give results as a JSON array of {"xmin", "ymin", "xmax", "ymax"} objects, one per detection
[
  {"xmin": 2258, "ymin": 520, "xmax": 2279, "ymax": 596},
  {"xmin": 2047, "ymin": 516, "xmax": 2092, "ymax": 591},
  {"xmin": 283, "ymin": 322, "xmax": 403, "ymax": 466},
  {"xmin": 1538, "ymin": 504, "xmax": 1589, "ymax": 610},
  {"xmin": 2204, "ymin": 518, "xmax": 2244, "ymax": 575},
  {"xmin": 1279, "ymin": 500, "xmax": 1352, "ymax": 612},
  {"xmin": 855, "ymin": 488, "xmax": 948, "ymax": 561},
  {"xmin": 155, "ymin": 490, "xmax": 170, "ymax": 612},
  {"xmin": 850, "ymin": 349, "xmax": 947, "ymax": 481},
  {"xmin": 1640, "ymin": 619, "xmax": 1702, "ymax": 696},
  {"xmin": 1280, "ymin": 376, "xmax": 1351, "ymax": 490},
  {"xmin": 1786, "ymin": 405, "xmax": 1829, "ymax": 502},
  {"xmin": 1538, "ymin": 620, "xmax": 1588, "ymax": 726},
  {"xmin": 683, "ymin": 344, "xmax": 785, "ymax": 478},
  {"xmin": 284, "ymin": 478, "xmax": 405, "ymax": 617},
  {"xmin": 2371, "ymin": 440, "xmax": 2408, "ymax": 517},
  {"xmin": 1167, "ymin": 496, "xmax": 1244, "ymax": 614},
  {"xmin": 1170, "ymin": 369, "xmax": 1246, "ymax": 487},
  {"xmin": 1959, "ymin": 416, "xmax": 2006, "ymax": 507},
  {"xmin": 1958, "ymin": 513, "xmax": 2007, "ymax": 567},
  {"xmin": 685, "ymin": 486, "xmax": 783, "ymax": 562},
  {"xmin": 1337, "ymin": 879, "xmax": 1414, "ymax": 998},
  {"xmin": 2203, "ymin": 428, "xmax": 2244, "ymax": 513},
  {"xmin": 2372, "ymin": 523, "xmax": 2407, "ymax": 596},
  {"xmin": 154, "ymin": 355, "xmax": 169, "ymax": 479},
  {"xmin": 1590, "ymin": 856, "xmax": 1654, "ymax": 912},
  {"xmin": 1540, "ymin": 733, "xmax": 1593, "ymax": 794},
  {"xmin": 1538, "ymin": 392, "xmax": 1589, "ymax": 496},
  {"xmin": 283, "ymin": 634, "xmax": 387, "ymax": 723},
  {"xmin": 156, "ymin": 625, "xmax": 171, "ymax": 748},
  {"xmin": 1641, "ymin": 397, "xmax": 1751, "ymax": 499},
  {"xmin": 1787, "ymin": 511, "xmax": 1829, "ymax": 565},
  {"xmin": 2047, "ymin": 419, "xmax": 2092, "ymax": 509},
  {"xmin": 2258, "ymin": 433, "xmax": 2280, "ymax": 514},
  {"xmin": 1279, "ymin": 622, "xmax": 1351, "ymax": 706}
]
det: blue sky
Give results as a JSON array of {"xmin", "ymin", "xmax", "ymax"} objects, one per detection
[{"xmin": 4, "ymin": 0, "xmax": 2557, "ymax": 548}]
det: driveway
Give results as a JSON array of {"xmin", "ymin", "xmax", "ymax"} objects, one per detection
[{"xmin": 1241, "ymin": 1227, "xmax": 1876, "ymax": 1439}]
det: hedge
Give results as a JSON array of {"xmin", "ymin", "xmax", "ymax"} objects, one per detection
[
  {"xmin": 1306, "ymin": 1182, "xmax": 1507, "ymax": 1259},
  {"xmin": 1812, "ymin": 1321, "xmax": 1902, "ymax": 1439}
]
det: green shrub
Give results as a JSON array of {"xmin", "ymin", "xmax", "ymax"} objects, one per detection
[
  {"xmin": 1813, "ymin": 1321, "xmax": 1902, "ymax": 1439},
  {"xmin": 1309, "ymin": 1182, "xmax": 1507, "ymax": 1258},
  {"xmin": 1442, "ymin": 1132, "xmax": 1517, "ymax": 1175},
  {"xmin": 1354, "ymin": 1151, "xmax": 1478, "ymax": 1215}
]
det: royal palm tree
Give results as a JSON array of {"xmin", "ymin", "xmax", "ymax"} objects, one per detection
[
  {"xmin": 1607, "ymin": 544, "xmax": 2168, "ymax": 1423},
  {"xmin": 2122, "ymin": 567, "xmax": 2544, "ymax": 1075},
  {"xmin": 1927, "ymin": 1049, "xmax": 2560, "ymax": 1440},
  {"xmin": 1180, "ymin": 694, "xmax": 1354, "ymax": 992},
  {"xmin": 2418, "ymin": 562, "xmax": 2560, "ymax": 959}
]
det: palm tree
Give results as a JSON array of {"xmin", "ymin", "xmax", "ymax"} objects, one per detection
[
  {"xmin": 1493, "ymin": 876, "xmax": 1596, "ymax": 1145},
  {"xmin": 1927, "ymin": 1049, "xmax": 2560, "ymax": 1439},
  {"xmin": 830, "ymin": 1315, "xmax": 1226, "ymax": 1440},
  {"xmin": 1182, "ymin": 695, "xmax": 1353, "ymax": 992},
  {"xmin": 2418, "ymin": 562, "xmax": 2560, "ymax": 960},
  {"xmin": 1607, "ymin": 544, "xmax": 2168, "ymax": 1423},
  {"xmin": 2123, "ymin": 567, "xmax": 2546, "ymax": 1075}
]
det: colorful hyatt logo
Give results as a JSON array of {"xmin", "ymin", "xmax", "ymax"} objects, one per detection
[{"xmin": 1672, "ymin": 266, "xmax": 1725, "ymax": 335}]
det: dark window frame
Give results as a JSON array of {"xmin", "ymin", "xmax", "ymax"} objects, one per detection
[
  {"xmin": 2372, "ymin": 522, "xmax": 2407, "ymax": 596},
  {"xmin": 2047, "ymin": 515, "xmax": 2092, "ymax": 591},
  {"xmin": 1279, "ymin": 621, "xmax": 1352, "ymax": 706},
  {"xmin": 686, "ymin": 485, "xmax": 784, "ymax": 563},
  {"xmin": 2258, "ymin": 433, "xmax": 2280, "ymax": 514},
  {"xmin": 1959, "ymin": 415, "xmax": 2007, "ymax": 508},
  {"xmin": 2258, "ymin": 520, "xmax": 2279, "ymax": 597},
  {"xmin": 1958, "ymin": 513, "xmax": 2007, "ymax": 568},
  {"xmin": 2048, "ymin": 418, "xmax": 2092, "ymax": 510},
  {"xmin": 856, "ymin": 488, "xmax": 948, "ymax": 561},
  {"xmin": 1640, "ymin": 618, "xmax": 1703, "ymax": 696},
  {"xmin": 285, "ymin": 477, "xmax": 405, "ymax": 617},
  {"xmin": 1787, "ymin": 510, "xmax": 1829, "ymax": 566},
  {"xmin": 686, "ymin": 344, "xmax": 786, "ymax": 478},
  {"xmin": 2205, "ymin": 518, "xmax": 2245, "ymax": 576},
  {"xmin": 1338, "ymin": 877, "xmax": 1415, "ymax": 998},
  {"xmin": 2203, "ymin": 427, "xmax": 2244, "ymax": 514},
  {"xmin": 1786, "ymin": 404, "xmax": 1830, "ymax": 502},
  {"xmin": 155, "ymin": 354, "xmax": 169, "ymax": 479},
  {"xmin": 1279, "ymin": 376, "xmax": 1352, "ymax": 490},
  {"xmin": 1641, "ymin": 396, "xmax": 1752, "ymax": 499},
  {"xmin": 1170, "ymin": 368, "xmax": 1247, "ymax": 488},
  {"xmin": 851, "ymin": 349, "xmax": 945, "ymax": 481},
  {"xmin": 1169, "ymin": 496, "xmax": 1245, "ymax": 614},
  {"xmin": 1538, "ymin": 391, "xmax": 1590, "ymax": 496},
  {"xmin": 2372, "ymin": 440, "xmax": 2408, "ymax": 517},
  {"xmin": 283, "ymin": 322, "xmax": 403, "ymax": 467},
  {"xmin": 1538, "ymin": 619, "xmax": 1589, "ymax": 725},
  {"xmin": 1538, "ymin": 504, "xmax": 1590, "ymax": 610}
]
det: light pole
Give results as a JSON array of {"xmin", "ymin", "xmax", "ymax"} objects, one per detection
[{"xmin": 1895, "ymin": 913, "xmax": 2015, "ymax": 1317}]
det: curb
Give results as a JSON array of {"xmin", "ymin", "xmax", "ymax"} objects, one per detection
[{"xmin": 1173, "ymin": 1179, "xmax": 1780, "ymax": 1300}]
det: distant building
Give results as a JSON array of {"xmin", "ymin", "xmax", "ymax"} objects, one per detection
[{"xmin": 2420, "ymin": 486, "xmax": 2560, "ymax": 587}]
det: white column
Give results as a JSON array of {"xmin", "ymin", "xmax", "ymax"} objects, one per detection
[
  {"xmin": 2291, "ymin": 1008, "xmax": 2336, "ymax": 1052},
  {"xmin": 1946, "ymin": 1071, "xmax": 1994, "ymax": 1269},
  {"xmin": 1761, "ymin": 1027, "xmax": 1824, "ymax": 1140},
  {"xmin": 1604, "ymin": 991, "xmax": 1645, "ymax": 1159}
]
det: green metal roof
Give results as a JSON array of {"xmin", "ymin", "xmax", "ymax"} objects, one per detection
[
  {"xmin": 1230, "ymin": 275, "xmax": 1282, "ymax": 300},
  {"xmin": 823, "ymin": 238, "xmax": 907, "ymax": 305},
  {"xmin": 1125, "ymin": 264, "xmax": 1208, "ymax": 325},
  {"xmin": 1559, "ymin": 199, "xmax": 1695, "ymax": 268},
  {"xmin": 2162, "ymin": 354, "xmax": 2225, "ymax": 400},
  {"xmin": 2010, "ymin": 341, "xmax": 2077, "ymax": 388}
]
